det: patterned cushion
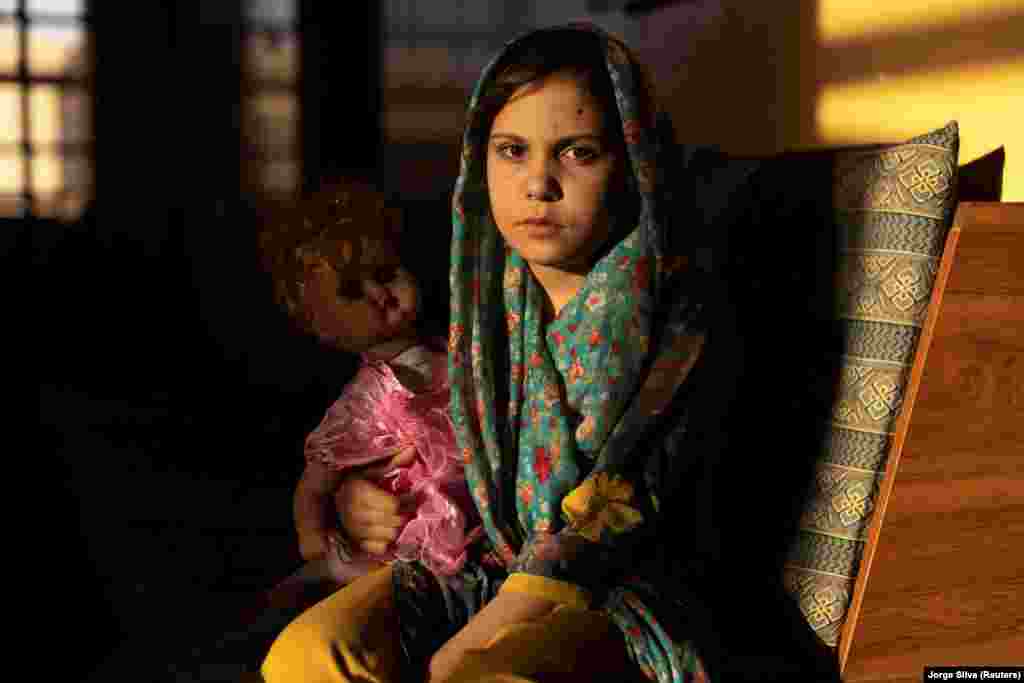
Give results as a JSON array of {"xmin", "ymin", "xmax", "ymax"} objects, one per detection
[{"xmin": 781, "ymin": 121, "xmax": 960, "ymax": 647}]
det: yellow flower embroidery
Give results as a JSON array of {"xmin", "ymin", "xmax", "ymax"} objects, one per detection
[
  {"xmin": 504, "ymin": 266, "xmax": 523, "ymax": 290},
  {"xmin": 562, "ymin": 472, "xmax": 644, "ymax": 542}
]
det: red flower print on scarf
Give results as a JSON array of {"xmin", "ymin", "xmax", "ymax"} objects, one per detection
[
  {"xmin": 633, "ymin": 256, "xmax": 650, "ymax": 292},
  {"xmin": 568, "ymin": 355, "xmax": 585, "ymax": 383},
  {"xmin": 589, "ymin": 328, "xmax": 603, "ymax": 348},
  {"xmin": 529, "ymin": 352, "xmax": 544, "ymax": 368},
  {"xmin": 623, "ymin": 119, "xmax": 643, "ymax": 146},
  {"xmin": 618, "ymin": 255, "xmax": 632, "ymax": 271},
  {"xmin": 518, "ymin": 481, "xmax": 535, "ymax": 507},
  {"xmin": 448, "ymin": 324, "xmax": 464, "ymax": 354},
  {"xmin": 510, "ymin": 362, "xmax": 524, "ymax": 384},
  {"xmin": 534, "ymin": 446, "xmax": 552, "ymax": 483},
  {"xmin": 473, "ymin": 484, "xmax": 489, "ymax": 511},
  {"xmin": 584, "ymin": 291, "xmax": 606, "ymax": 312},
  {"xmin": 550, "ymin": 330, "xmax": 565, "ymax": 346}
]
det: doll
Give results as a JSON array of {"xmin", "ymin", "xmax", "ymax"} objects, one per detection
[{"xmin": 258, "ymin": 180, "xmax": 481, "ymax": 594}]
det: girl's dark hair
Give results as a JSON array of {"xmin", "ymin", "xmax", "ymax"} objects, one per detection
[{"xmin": 461, "ymin": 29, "xmax": 640, "ymax": 227}]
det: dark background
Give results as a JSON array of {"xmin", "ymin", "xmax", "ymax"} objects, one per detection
[{"xmin": 28, "ymin": 2, "xmax": 437, "ymax": 678}]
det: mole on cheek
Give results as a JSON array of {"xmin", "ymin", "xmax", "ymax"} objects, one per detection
[{"xmin": 577, "ymin": 108, "xmax": 584, "ymax": 116}]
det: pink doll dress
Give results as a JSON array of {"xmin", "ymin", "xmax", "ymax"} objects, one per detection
[{"xmin": 304, "ymin": 344, "xmax": 481, "ymax": 580}]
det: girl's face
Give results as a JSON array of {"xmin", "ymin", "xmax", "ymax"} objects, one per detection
[
  {"xmin": 486, "ymin": 69, "xmax": 623, "ymax": 275},
  {"xmin": 300, "ymin": 256, "xmax": 420, "ymax": 353}
]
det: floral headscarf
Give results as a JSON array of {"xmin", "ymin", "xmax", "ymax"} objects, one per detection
[{"xmin": 449, "ymin": 22, "xmax": 706, "ymax": 596}]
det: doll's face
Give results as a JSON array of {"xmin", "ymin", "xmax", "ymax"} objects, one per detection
[
  {"xmin": 300, "ymin": 253, "xmax": 420, "ymax": 353},
  {"xmin": 486, "ymin": 69, "xmax": 622, "ymax": 275}
]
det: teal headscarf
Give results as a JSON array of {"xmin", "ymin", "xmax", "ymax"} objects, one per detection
[
  {"xmin": 411, "ymin": 22, "xmax": 843, "ymax": 683},
  {"xmin": 447, "ymin": 22, "xmax": 708, "ymax": 682},
  {"xmin": 449, "ymin": 22, "xmax": 703, "ymax": 575}
]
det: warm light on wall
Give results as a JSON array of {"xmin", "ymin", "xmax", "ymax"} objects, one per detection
[
  {"xmin": 817, "ymin": 0, "xmax": 1023, "ymax": 42},
  {"xmin": 812, "ymin": 0, "xmax": 1024, "ymax": 200},
  {"xmin": 816, "ymin": 57, "xmax": 1024, "ymax": 159}
]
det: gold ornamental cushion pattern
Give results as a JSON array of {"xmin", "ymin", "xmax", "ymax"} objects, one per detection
[{"xmin": 783, "ymin": 121, "xmax": 959, "ymax": 647}]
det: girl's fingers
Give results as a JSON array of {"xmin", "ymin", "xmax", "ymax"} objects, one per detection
[
  {"xmin": 351, "ymin": 524, "xmax": 403, "ymax": 544},
  {"xmin": 359, "ymin": 486, "xmax": 402, "ymax": 515},
  {"xmin": 388, "ymin": 446, "xmax": 418, "ymax": 468},
  {"xmin": 334, "ymin": 449, "xmax": 419, "ymax": 543},
  {"xmin": 348, "ymin": 507, "xmax": 406, "ymax": 531},
  {"xmin": 338, "ymin": 477, "xmax": 400, "ymax": 514}
]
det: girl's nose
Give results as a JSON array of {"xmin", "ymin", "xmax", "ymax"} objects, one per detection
[{"xmin": 524, "ymin": 167, "xmax": 562, "ymax": 202}]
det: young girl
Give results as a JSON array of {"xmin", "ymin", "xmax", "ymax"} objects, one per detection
[
  {"xmin": 260, "ymin": 180, "xmax": 481, "ymax": 594},
  {"xmin": 261, "ymin": 25, "xmax": 842, "ymax": 683}
]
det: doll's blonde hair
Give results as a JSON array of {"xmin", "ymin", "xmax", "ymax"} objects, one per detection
[{"xmin": 258, "ymin": 179, "xmax": 404, "ymax": 334}]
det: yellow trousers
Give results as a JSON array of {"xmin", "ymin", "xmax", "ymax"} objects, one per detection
[{"xmin": 261, "ymin": 564, "xmax": 637, "ymax": 683}]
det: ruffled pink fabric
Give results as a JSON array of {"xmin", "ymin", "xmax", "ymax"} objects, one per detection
[{"xmin": 305, "ymin": 346, "xmax": 481, "ymax": 577}]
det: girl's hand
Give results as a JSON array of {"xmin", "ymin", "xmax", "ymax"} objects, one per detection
[
  {"xmin": 334, "ymin": 446, "xmax": 417, "ymax": 555},
  {"xmin": 293, "ymin": 462, "xmax": 345, "ymax": 561}
]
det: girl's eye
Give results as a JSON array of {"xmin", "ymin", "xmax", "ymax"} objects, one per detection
[
  {"xmin": 563, "ymin": 146, "xmax": 599, "ymax": 163},
  {"xmin": 496, "ymin": 143, "xmax": 526, "ymax": 160}
]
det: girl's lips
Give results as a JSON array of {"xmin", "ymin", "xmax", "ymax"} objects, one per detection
[{"xmin": 520, "ymin": 218, "xmax": 563, "ymax": 237}]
